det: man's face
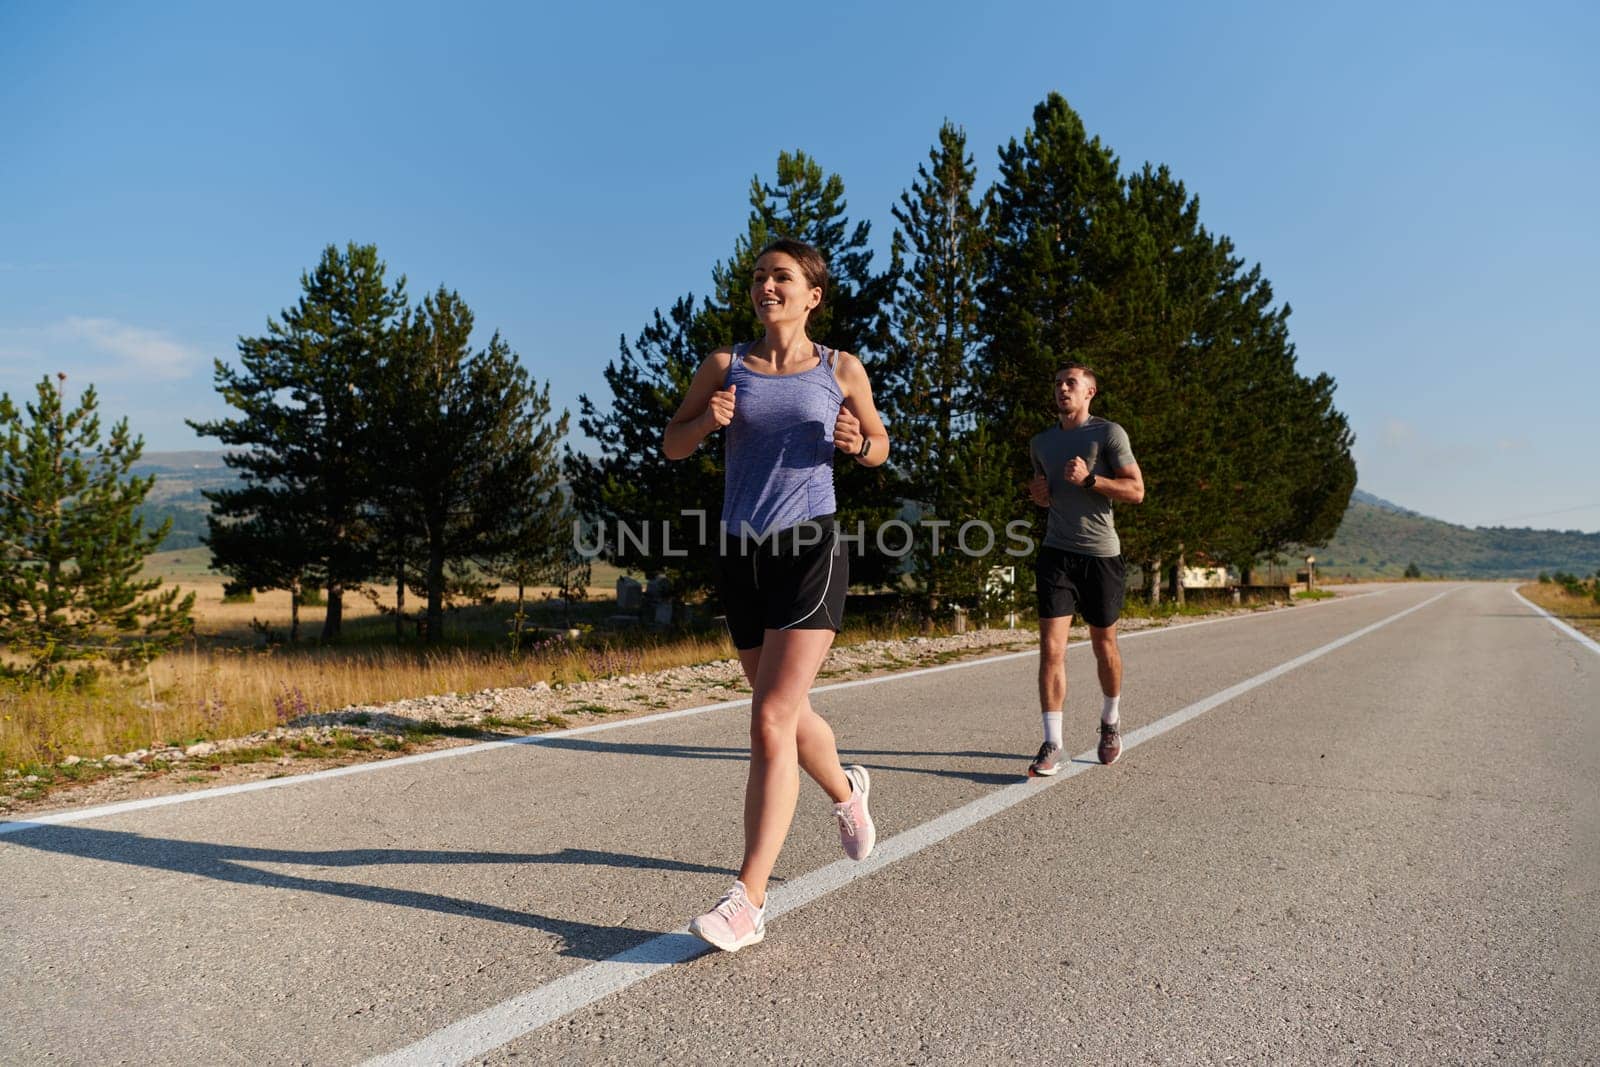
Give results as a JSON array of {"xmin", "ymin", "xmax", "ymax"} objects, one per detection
[{"xmin": 1054, "ymin": 369, "xmax": 1095, "ymax": 412}]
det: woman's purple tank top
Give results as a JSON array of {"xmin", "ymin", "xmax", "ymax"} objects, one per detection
[{"xmin": 721, "ymin": 341, "xmax": 843, "ymax": 535}]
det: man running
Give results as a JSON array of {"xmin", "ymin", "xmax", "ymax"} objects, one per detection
[{"xmin": 1025, "ymin": 362, "xmax": 1145, "ymax": 775}]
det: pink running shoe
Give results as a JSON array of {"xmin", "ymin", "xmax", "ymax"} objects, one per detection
[
  {"xmin": 689, "ymin": 880, "xmax": 765, "ymax": 952},
  {"xmin": 834, "ymin": 764, "xmax": 876, "ymax": 860}
]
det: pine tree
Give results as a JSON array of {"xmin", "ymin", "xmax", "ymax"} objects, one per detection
[
  {"xmin": 374, "ymin": 287, "xmax": 569, "ymax": 643},
  {"xmin": 1272, "ymin": 370, "xmax": 1357, "ymax": 557},
  {"xmin": 1105, "ymin": 164, "xmax": 1232, "ymax": 573},
  {"xmin": 189, "ymin": 242, "xmax": 407, "ymax": 641},
  {"xmin": 979, "ymin": 93, "xmax": 1129, "ymax": 476},
  {"xmin": 879, "ymin": 122, "xmax": 998, "ymax": 609},
  {"xmin": 977, "ymin": 96, "xmax": 1358, "ymax": 592},
  {"xmin": 0, "ymin": 376, "xmax": 195, "ymax": 683}
]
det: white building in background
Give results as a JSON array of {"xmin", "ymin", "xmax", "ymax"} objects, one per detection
[{"xmin": 1180, "ymin": 564, "xmax": 1235, "ymax": 588}]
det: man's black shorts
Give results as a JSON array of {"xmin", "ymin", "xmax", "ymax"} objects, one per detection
[
  {"xmin": 716, "ymin": 515, "xmax": 848, "ymax": 651},
  {"xmin": 1035, "ymin": 547, "xmax": 1126, "ymax": 627}
]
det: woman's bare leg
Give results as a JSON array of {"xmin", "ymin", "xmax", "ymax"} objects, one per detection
[
  {"xmin": 736, "ymin": 645, "xmax": 851, "ymax": 805},
  {"xmin": 735, "ymin": 628, "xmax": 840, "ymax": 905}
]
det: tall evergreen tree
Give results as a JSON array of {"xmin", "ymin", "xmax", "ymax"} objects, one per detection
[
  {"xmin": 880, "ymin": 122, "xmax": 998, "ymax": 607},
  {"xmin": 978, "ymin": 94, "xmax": 1162, "ymax": 593},
  {"xmin": 1262, "ymin": 370, "xmax": 1357, "ymax": 560},
  {"xmin": 976, "ymin": 94, "xmax": 1358, "ymax": 592},
  {"xmin": 979, "ymin": 93, "xmax": 1128, "ymax": 475},
  {"xmin": 0, "ymin": 376, "xmax": 195, "ymax": 682},
  {"xmin": 1104, "ymin": 164, "xmax": 1232, "ymax": 573},
  {"xmin": 374, "ymin": 287, "xmax": 569, "ymax": 643},
  {"xmin": 189, "ymin": 242, "xmax": 406, "ymax": 641}
]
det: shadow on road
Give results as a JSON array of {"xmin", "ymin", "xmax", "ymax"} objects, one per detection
[
  {"xmin": 841, "ymin": 748, "xmax": 1027, "ymax": 786},
  {"xmin": 3, "ymin": 826, "xmax": 736, "ymax": 960},
  {"xmin": 527, "ymin": 737, "xmax": 748, "ymax": 762},
  {"xmin": 528, "ymin": 736, "xmax": 1028, "ymax": 785}
]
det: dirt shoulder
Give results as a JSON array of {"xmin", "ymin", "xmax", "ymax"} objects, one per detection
[{"xmin": 1, "ymin": 605, "xmax": 1292, "ymax": 819}]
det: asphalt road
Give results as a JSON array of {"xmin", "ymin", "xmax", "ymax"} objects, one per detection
[{"xmin": 3, "ymin": 583, "xmax": 1596, "ymax": 1065}]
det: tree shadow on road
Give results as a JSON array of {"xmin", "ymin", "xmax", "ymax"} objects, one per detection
[
  {"xmin": 838, "ymin": 748, "xmax": 1027, "ymax": 786},
  {"xmin": 526, "ymin": 737, "xmax": 749, "ymax": 762},
  {"xmin": 526, "ymin": 737, "xmax": 1027, "ymax": 785},
  {"xmin": 3, "ymin": 825, "xmax": 734, "ymax": 960}
]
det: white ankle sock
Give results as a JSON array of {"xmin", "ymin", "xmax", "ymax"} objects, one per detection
[
  {"xmin": 1043, "ymin": 711, "xmax": 1063, "ymax": 747},
  {"xmin": 1102, "ymin": 695, "xmax": 1120, "ymax": 726}
]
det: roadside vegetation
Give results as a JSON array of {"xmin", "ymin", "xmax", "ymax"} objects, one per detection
[
  {"xmin": 1520, "ymin": 572, "xmax": 1600, "ymax": 641},
  {"xmin": 1, "ymin": 556, "xmax": 1271, "ymax": 801}
]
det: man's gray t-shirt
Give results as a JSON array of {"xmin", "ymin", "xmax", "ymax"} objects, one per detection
[{"xmin": 1029, "ymin": 417, "xmax": 1135, "ymax": 556}]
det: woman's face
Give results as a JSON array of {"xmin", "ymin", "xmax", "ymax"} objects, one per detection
[{"xmin": 750, "ymin": 251, "xmax": 821, "ymax": 327}]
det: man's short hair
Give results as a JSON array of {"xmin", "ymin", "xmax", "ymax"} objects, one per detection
[{"xmin": 1055, "ymin": 362, "xmax": 1098, "ymax": 389}]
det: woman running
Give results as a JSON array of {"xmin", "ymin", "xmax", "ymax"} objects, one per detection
[{"xmin": 663, "ymin": 237, "xmax": 890, "ymax": 951}]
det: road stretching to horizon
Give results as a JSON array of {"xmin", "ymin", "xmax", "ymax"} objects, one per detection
[{"xmin": 2, "ymin": 583, "xmax": 1596, "ymax": 1064}]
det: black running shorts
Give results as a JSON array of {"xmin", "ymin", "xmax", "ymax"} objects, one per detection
[
  {"xmin": 716, "ymin": 515, "xmax": 848, "ymax": 651},
  {"xmin": 1035, "ymin": 547, "xmax": 1126, "ymax": 628}
]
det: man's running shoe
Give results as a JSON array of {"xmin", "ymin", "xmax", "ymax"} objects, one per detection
[
  {"xmin": 834, "ymin": 764, "xmax": 876, "ymax": 860},
  {"xmin": 1028, "ymin": 741, "xmax": 1062, "ymax": 777},
  {"xmin": 1098, "ymin": 721, "xmax": 1122, "ymax": 766},
  {"xmin": 689, "ymin": 880, "xmax": 765, "ymax": 952}
]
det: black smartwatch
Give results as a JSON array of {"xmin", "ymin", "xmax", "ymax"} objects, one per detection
[
  {"xmin": 1082, "ymin": 472, "xmax": 1097, "ymax": 489},
  {"xmin": 858, "ymin": 437, "xmax": 872, "ymax": 460}
]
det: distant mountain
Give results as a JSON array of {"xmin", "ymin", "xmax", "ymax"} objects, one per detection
[
  {"xmin": 1314, "ymin": 494, "xmax": 1600, "ymax": 579},
  {"xmin": 133, "ymin": 451, "xmax": 236, "ymax": 550},
  {"xmin": 132, "ymin": 450, "xmax": 232, "ymax": 473},
  {"xmin": 1348, "ymin": 489, "xmax": 1422, "ymax": 517}
]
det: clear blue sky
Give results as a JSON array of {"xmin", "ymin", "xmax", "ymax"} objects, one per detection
[{"xmin": 3, "ymin": 1, "xmax": 1596, "ymax": 532}]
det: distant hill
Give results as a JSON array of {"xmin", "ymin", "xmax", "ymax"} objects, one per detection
[
  {"xmin": 133, "ymin": 451, "xmax": 237, "ymax": 550},
  {"xmin": 1314, "ymin": 494, "xmax": 1600, "ymax": 579},
  {"xmin": 1348, "ymin": 489, "xmax": 1420, "ymax": 516}
]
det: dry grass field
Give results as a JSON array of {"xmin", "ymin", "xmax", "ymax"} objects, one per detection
[
  {"xmin": 1, "ymin": 551, "xmax": 684, "ymax": 773},
  {"xmin": 142, "ymin": 549, "xmax": 635, "ymax": 642},
  {"xmin": 2, "ymin": 549, "xmax": 1264, "ymax": 779},
  {"xmin": 1517, "ymin": 579, "xmax": 1600, "ymax": 641}
]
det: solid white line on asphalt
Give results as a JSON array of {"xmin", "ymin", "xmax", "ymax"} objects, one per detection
[
  {"xmin": 1511, "ymin": 587, "xmax": 1600, "ymax": 657},
  {"xmin": 0, "ymin": 588, "xmax": 1393, "ymax": 838},
  {"xmin": 361, "ymin": 586, "xmax": 1455, "ymax": 1067}
]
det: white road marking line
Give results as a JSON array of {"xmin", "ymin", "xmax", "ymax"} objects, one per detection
[
  {"xmin": 0, "ymin": 589, "xmax": 1391, "ymax": 837},
  {"xmin": 1511, "ymin": 588, "xmax": 1600, "ymax": 657},
  {"xmin": 362, "ymin": 587, "xmax": 1455, "ymax": 1067}
]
